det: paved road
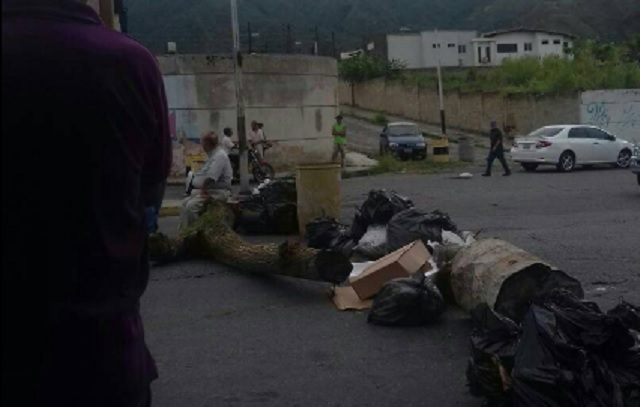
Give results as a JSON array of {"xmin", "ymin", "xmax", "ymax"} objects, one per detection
[{"xmin": 150, "ymin": 166, "xmax": 639, "ymax": 406}]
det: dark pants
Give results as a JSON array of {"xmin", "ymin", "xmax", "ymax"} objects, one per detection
[{"xmin": 485, "ymin": 149, "xmax": 511, "ymax": 175}]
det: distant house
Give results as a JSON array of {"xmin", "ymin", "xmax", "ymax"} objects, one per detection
[
  {"xmin": 368, "ymin": 30, "xmax": 478, "ymax": 69},
  {"xmin": 472, "ymin": 28, "xmax": 576, "ymax": 67},
  {"xmin": 367, "ymin": 28, "xmax": 576, "ymax": 69}
]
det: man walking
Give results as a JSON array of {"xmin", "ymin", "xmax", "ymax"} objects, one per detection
[
  {"xmin": 2, "ymin": 1, "xmax": 171, "ymax": 406},
  {"xmin": 332, "ymin": 115, "xmax": 347, "ymax": 168},
  {"xmin": 483, "ymin": 121, "xmax": 511, "ymax": 177}
]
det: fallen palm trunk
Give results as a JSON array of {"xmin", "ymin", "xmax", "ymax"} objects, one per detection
[
  {"xmin": 450, "ymin": 238, "xmax": 583, "ymax": 322},
  {"xmin": 149, "ymin": 200, "xmax": 352, "ymax": 284}
]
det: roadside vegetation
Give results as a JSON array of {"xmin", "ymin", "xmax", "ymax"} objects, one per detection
[
  {"xmin": 368, "ymin": 155, "xmax": 469, "ymax": 176},
  {"xmin": 339, "ymin": 36, "xmax": 640, "ymax": 95}
]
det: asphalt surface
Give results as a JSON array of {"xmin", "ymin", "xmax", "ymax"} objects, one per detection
[{"xmin": 149, "ymin": 165, "xmax": 639, "ymax": 406}]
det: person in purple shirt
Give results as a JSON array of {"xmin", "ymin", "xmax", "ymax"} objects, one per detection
[{"xmin": 2, "ymin": 1, "xmax": 171, "ymax": 406}]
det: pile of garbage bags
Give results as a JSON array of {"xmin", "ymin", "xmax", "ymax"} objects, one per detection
[
  {"xmin": 306, "ymin": 189, "xmax": 472, "ymax": 264},
  {"xmin": 234, "ymin": 177, "xmax": 299, "ymax": 235},
  {"xmin": 468, "ymin": 289, "xmax": 640, "ymax": 407}
]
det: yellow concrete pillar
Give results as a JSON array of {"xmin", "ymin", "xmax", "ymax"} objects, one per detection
[{"xmin": 295, "ymin": 163, "xmax": 342, "ymax": 235}]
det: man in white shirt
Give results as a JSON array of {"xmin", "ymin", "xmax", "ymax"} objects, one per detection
[
  {"xmin": 221, "ymin": 127, "xmax": 235, "ymax": 154},
  {"xmin": 180, "ymin": 131, "xmax": 233, "ymax": 228},
  {"xmin": 248, "ymin": 120, "xmax": 265, "ymax": 158}
]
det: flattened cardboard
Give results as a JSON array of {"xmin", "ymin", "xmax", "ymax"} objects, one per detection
[
  {"xmin": 349, "ymin": 240, "xmax": 431, "ymax": 300},
  {"xmin": 331, "ymin": 286, "xmax": 373, "ymax": 310}
]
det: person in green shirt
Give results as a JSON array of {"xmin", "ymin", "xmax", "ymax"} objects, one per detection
[{"xmin": 332, "ymin": 115, "xmax": 347, "ymax": 168}]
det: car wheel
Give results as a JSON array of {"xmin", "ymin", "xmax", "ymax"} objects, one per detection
[
  {"xmin": 521, "ymin": 163, "xmax": 538, "ymax": 172},
  {"xmin": 557, "ymin": 151, "xmax": 575, "ymax": 172},
  {"xmin": 616, "ymin": 149, "xmax": 632, "ymax": 169}
]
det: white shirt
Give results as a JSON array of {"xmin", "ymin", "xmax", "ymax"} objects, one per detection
[
  {"xmin": 248, "ymin": 128, "xmax": 264, "ymax": 145},
  {"xmin": 221, "ymin": 136, "xmax": 235, "ymax": 154},
  {"xmin": 192, "ymin": 147, "xmax": 233, "ymax": 191}
]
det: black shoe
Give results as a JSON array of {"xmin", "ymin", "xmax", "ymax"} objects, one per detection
[{"xmin": 482, "ymin": 173, "xmax": 491, "ymax": 177}]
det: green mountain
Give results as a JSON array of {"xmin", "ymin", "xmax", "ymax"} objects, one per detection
[{"xmin": 125, "ymin": 0, "xmax": 640, "ymax": 54}]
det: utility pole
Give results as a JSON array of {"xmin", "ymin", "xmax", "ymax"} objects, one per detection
[
  {"xmin": 247, "ymin": 22, "xmax": 252, "ymax": 53},
  {"xmin": 286, "ymin": 24, "xmax": 292, "ymax": 53},
  {"xmin": 332, "ymin": 31, "xmax": 336, "ymax": 58},
  {"xmin": 230, "ymin": 0, "xmax": 250, "ymax": 193},
  {"xmin": 314, "ymin": 26, "xmax": 319, "ymax": 55},
  {"xmin": 435, "ymin": 29, "xmax": 447, "ymax": 135}
]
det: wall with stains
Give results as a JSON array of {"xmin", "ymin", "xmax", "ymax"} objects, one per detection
[
  {"xmin": 159, "ymin": 55, "xmax": 339, "ymax": 175},
  {"xmin": 580, "ymin": 90, "xmax": 640, "ymax": 144},
  {"xmin": 339, "ymin": 79, "xmax": 579, "ymax": 136}
]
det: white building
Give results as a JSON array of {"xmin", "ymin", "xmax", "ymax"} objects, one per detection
[
  {"xmin": 473, "ymin": 29, "xmax": 575, "ymax": 67},
  {"xmin": 372, "ymin": 30, "xmax": 478, "ymax": 69},
  {"xmin": 369, "ymin": 28, "xmax": 575, "ymax": 69}
]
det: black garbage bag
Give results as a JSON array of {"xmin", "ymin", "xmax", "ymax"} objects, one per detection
[
  {"xmin": 350, "ymin": 190, "xmax": 413, "ymax": 243},
  {"xmin": 259, "ymin": 177, "xmax": 297, "ymax": 204},
  {"xmin": 234, "ymin": 196, "xmax": 271, "ymax": 234},
  {"xmin": 306, "ymin": 217, "xmax": 355, "ymax": 257},
  {"xmin": 367, "ymin": 274, "xmax": 445, "ymax": 327},
  {"xmin": 355, "ymin": 225, "xmax": 389, "ymax": 260},
  {"xmin": 510, "ymin": 289, "xmax": 640, "ymax": 407},
  {"xmin": 467, "ymin": 304, "xmax": 520, "ymax": 402},
  {"xmin": 306, "ymin": 217, "xmax": 348, "ymax": 248},
  {"xmin": 607, "ymin": 301, "xmax": 640, "ymax": 332},
  {"xmin": 387, "ymin": 208, "xmax": 458, "ymax": 252},
  {"xmin": 267, "ymin": 202, "xmax": 299, "ymax": 234}
]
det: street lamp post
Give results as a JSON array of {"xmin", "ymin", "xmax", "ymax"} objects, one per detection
[
  {"xmin": 230, "ymin": 0, "xmax": 250, "ymax": 193},
  {"xmin": 435, "ymin": 29, "xmax": 447, "ymax": 135}
]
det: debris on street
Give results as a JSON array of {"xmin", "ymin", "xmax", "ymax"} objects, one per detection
[
  {"xmin": 467, "ymin": 290, "xmax": 640, "ymax": 407},
  {"xmin": 350, "ymin": 240, "xmax": 431, "ymax": 300},
  {"xmin": 350, "ymin": 190, "xmax": 413, "ymax": 243},
  {"xmin": 367, "ymin": 272, "xmax": 445, "ymax": 326},
  {"xmin": 355, "ymin": 225, "xmax": 388, "ymax": 260},
  {"xmin": 451, "ymin": 238, "xmax": 584, "ymax": 322},
  {"xmin": 234, "ymin": 177, "xmax": 298, "ymax": 235}
]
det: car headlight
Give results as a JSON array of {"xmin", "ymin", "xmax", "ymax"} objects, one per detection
[
  {"xmin": 416, "ymin": 142, "xmax": 426, "ymax": 148},
  {"xmin": 389, "ymin": 142, "xmax": 399, "ymax": 148}
]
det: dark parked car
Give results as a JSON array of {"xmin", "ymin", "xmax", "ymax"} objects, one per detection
[{"xmin": 379, "ymin": 122, "xmax": 427, "ymax": 160}]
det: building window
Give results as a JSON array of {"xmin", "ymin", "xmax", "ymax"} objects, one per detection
[
  {"xmin": 497, "ymin": 43, "xmax": 518, "ymax": 53},
  {"xmin": 448, "ymin": 43, "xmax": 455, "ymax": 48},
  {"xmin": 458, "ymin": 45, "xmax": 467, "ymax": 53},
  {"xmin": 432, "ymin": 43, "xmax": 441, "ymax": 49},
  {"xmin": 542, "ymin": 40, "xmax": 549, "ymax": 45},
  {"xmin": 563, "ymin": 42, "xmax": 570, "ymax": 48},
  {"xmin": 524, "ymin": 43, "xmax": 533, "ymax": 52},
  {"xmin": 553, "ymin": 39, "xmax": 561, "ymax": 45}
]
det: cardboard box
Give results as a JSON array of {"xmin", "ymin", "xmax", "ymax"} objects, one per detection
[
  {"xmin": 331, "ymin": 286, "xmax": 373, "ymax": 311},
  {"xmin": 349, "ymin": 240, "xmax": 431, "ymax": 300}
]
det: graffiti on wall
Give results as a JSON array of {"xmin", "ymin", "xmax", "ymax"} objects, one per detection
[{"xmin": 581, "ymin": 90, "xmax": 640, "ymax": 143}]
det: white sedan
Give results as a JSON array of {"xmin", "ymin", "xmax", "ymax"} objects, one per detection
[{"xmin": 510, "ymin": 125, "xmax": 636, "ymax": 172}]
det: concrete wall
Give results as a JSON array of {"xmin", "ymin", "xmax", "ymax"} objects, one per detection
[
  {"xmin": 580, "ymin": 89, "xmax": 640, "ymax": 144},
  {"xmin": 160, "ymin": 54, "xmax": 339, "ymax": 175},
  {"xmin": 339, "ymin": 80, "xmax": 580, "ymax": 135}
]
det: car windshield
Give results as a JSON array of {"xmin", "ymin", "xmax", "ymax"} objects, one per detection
[
  {"xmin": 389, "ymin": 125, "xmax": 420, "ymax": 136},
  {"xmin": 528, "ymin": 127, "xmax": 563, "ymax": 138}
]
